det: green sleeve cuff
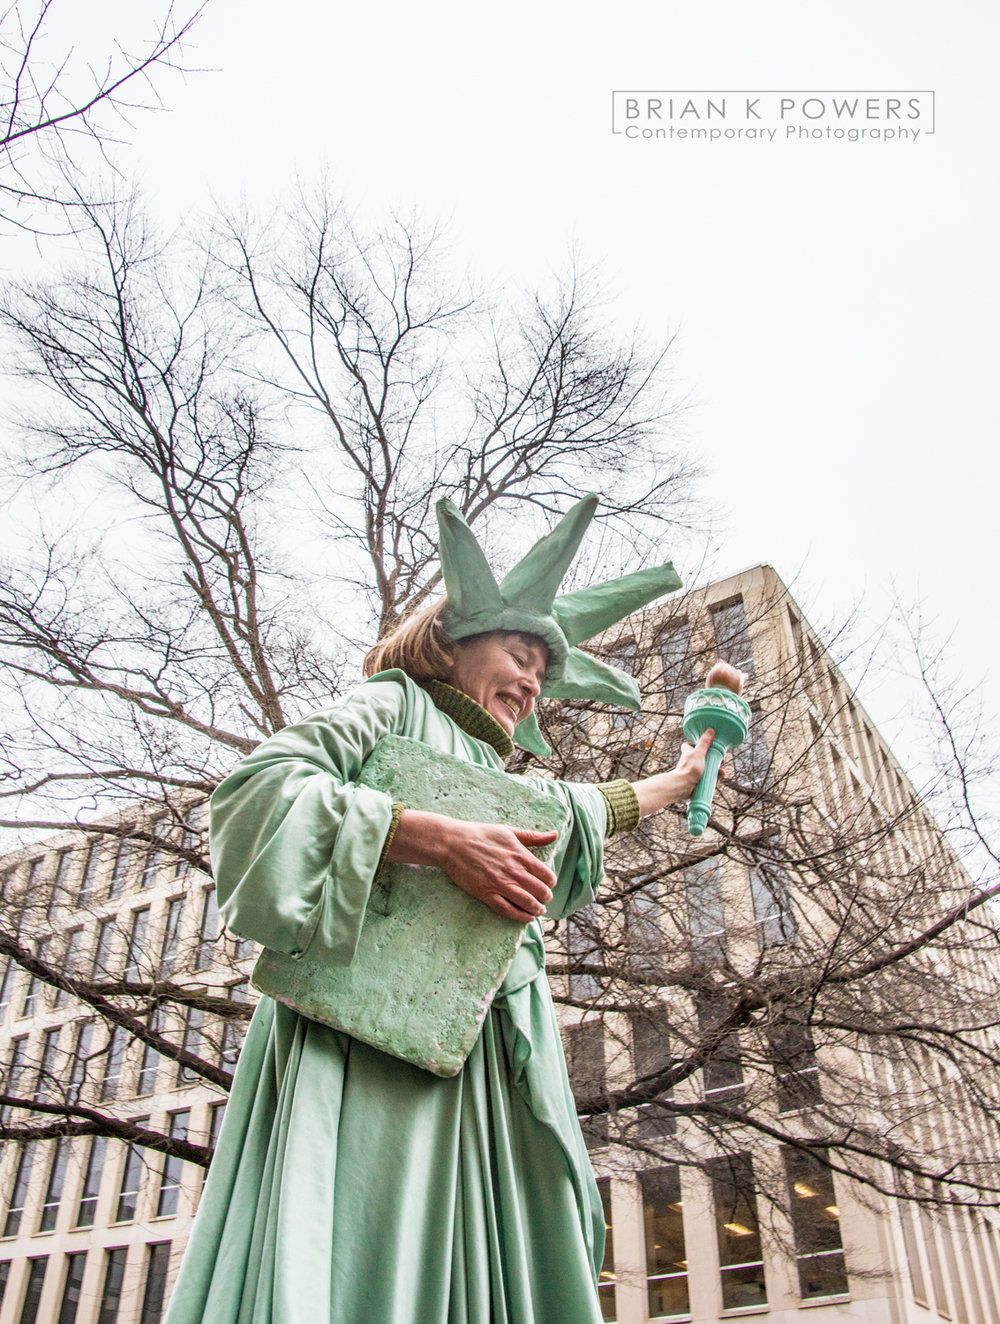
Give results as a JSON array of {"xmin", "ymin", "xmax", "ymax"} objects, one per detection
[
  {"xmin": 598, "ymin": 780, "xmax": 640, "ymax": 838},
  {"xmin": 374, "ymin": 801, "xmax": 406, "ymax": 877}
]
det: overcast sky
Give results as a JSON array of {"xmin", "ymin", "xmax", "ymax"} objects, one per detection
[{"xmin": 21, "ymin": 0, "xmax": 1000, "ymax": 775}]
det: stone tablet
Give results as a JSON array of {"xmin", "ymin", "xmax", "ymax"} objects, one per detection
[{"xmin": 251, "ymin": 735, "xmax": 567, "ymax": 1077}]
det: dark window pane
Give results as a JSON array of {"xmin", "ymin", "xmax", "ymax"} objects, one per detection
[
  {"xmin": 76, "ymin": 1136, "xmax": 107, "ymax": 1228},
  {"xmin": 697, "ymin": 1002, "xmax": 744, "ymax": 1100},
  {"xmin": 629, "ymin": 1009, "xmax": 675, "ymax": 1141},
  {"xmin": 5, "ymin": 1144, "xmax": 35, "ymax": 1237},
  {"xmin": 685, "ymin": 857, "xmax": 727, "ymax": 966},
  {"xmin": 109, "ymin": 839, "xmax": 132, "ymax": 897},
  {"xmin": 749, "ymin": 864, "xmax": 796, "ymax": 948},
  {"xmin": 79, "ymin": 842, "xmax": 103, "ymax": 901},
  {"xmin": 641, "ymin": 1166, "xmax": 689, "ymax": 1319},
  {"xmin": 732, "ymin": 704, "xmax": 771, "ymax": 789},
  {"xmin": 125, "ymin": 909, "xmax": 149, "ymax": 982},
  {"xmin": 596, "ymin": 1178, "xmax": 616, "ymax": 1321},
  {"xmin": 196, "ymin": 887, "xmax": 220, "ymax": 969},
  {"xmin": 160, "ymin": 899, "xmax": 184, "ymax": 976},
  {"xmin": 97, "ymin": 1248, "xmax": 128, "ymax": 1324},
  {"xmin": 18, "ymin": 1257, "xmax": 47, "ymax": 1324},
  {"xmin": 784, "ymin": 1147, "xmax": 848, "ymax": 1298},
  {"xmin": 115, "ymin": 1126, "xmax": 149, "ymax": 1223},
  {"xmin": 566, "ymin": 905, "xmax": 602, "ymax": 999},
  {"xmin": 768, "ymin": 1019, "xmax": 821, "ymax": 1113},
  {"xmin": 709, "ymin": 597, "xmax": 756, "ymax": 681},
  {"xmin": 625, "ymin": 881, "xmax": 665, "ymax": 978},
  {"xmin": 710, "ymin": 1153, "xmax": 767, "ymax": 1309},
  {"xmin": 0, "ymin": 960, "xmax": 15, "ymax": 1018},
  {"xmin": 563, "ymin": 1022, "xmax": 607, "ymax": 1147},
  {"xmin": 57, "ymin": 1252, "xmax": 87, "ymax": 1324},
  {"xmin": 659, "ymin": 617, "xmax": 696, "ymax": 713},
  {"xmin": 140, "ymin": 1242, "xmax": 171, "ymax": 1324},
  {"xmin": 39, "ymin": 1138, "xmax": 70, "ymax": 1233},
  {"xmin": 156, "ymin": 1112, "xmax": 190, "ymax": 1217}
]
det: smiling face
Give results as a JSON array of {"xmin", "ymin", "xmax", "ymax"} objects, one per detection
[{"xmin": 446, "ymin": 631, "xmax": 549, "ymax": 736}]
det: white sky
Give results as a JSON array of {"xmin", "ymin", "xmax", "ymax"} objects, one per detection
[{"xmin": 23, "ymin": 0, "xmax": 1000, "ymax": 772}]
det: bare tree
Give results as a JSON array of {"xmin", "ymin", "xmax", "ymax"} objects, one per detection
[
  {"xmin": 0, "ymin": 186, "xmax": 699, "ymax": 1162},
  {"xmin": 542, "ymin": 570, "xmax": 1000, "ymax": 1245},
  {"xmin": 0, "ymin": 0, "xmax": 205, "ymax": 218}
]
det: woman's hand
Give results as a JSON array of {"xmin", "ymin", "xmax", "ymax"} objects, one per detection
[
  {"xmin": 632, "ymin": 728, "xmax": 716, "ymax": 818},
  {"xmin": 386, "ymin": 809, "xmax": 557, "ymax": 923}
]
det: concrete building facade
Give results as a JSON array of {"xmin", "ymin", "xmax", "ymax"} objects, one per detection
[{"xmin": 0, "ymin": 566, "xmax": 997, "ymax": 1323}]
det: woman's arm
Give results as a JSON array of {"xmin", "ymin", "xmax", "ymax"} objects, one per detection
[
  {"xmin": 632, "ymin": 727, "xmax": 716, "ymax": 817},
  {"xmin": 386, "ymin": 810, "xmax": 557, "ymax": 925}
]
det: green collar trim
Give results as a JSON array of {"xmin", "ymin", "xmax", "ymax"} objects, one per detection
[{"xmin": 422, "ymin": 679, "xmax": 515, "ymax": 760}]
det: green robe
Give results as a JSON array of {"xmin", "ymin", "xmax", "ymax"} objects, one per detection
[{"xmin": 165, "ymin": 671, "xmax": 608, "ymax": 1324}]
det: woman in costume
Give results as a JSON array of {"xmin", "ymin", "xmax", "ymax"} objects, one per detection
[{"xmin": 165, "ymin": 496, "xmax": 716, "ymax": 1324}]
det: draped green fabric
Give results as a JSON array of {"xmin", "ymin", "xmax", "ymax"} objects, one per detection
[{"xmin": 165, "ymin": 671, "xmax": 609, "ymax": 1324}]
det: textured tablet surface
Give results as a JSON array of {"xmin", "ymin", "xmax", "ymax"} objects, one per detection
[{"xmin": 252, "ymin": 735, "xmax": 566, "ymax": 1076}]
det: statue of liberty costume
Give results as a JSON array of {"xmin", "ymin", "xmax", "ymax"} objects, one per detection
[{"xmin": 164, "ymin": 496, "xmax": 681, "ymax": 1324}]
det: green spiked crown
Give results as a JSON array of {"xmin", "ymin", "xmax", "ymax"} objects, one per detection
[{"xmin": 436, "ymin": 495, "xmax": 682, "ymax": 756}]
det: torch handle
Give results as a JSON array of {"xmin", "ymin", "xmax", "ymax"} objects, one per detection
[{"xmin": 687, "ymin": 738, "xmax": 726, "ymax": 837}]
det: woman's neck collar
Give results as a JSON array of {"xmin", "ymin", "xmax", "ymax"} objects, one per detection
[{"xmin": 421, "ymin": 678, "xmax": 514, "ymax": 759}]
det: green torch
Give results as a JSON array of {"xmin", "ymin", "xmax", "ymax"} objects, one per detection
[{"xmin": 682, "ymin": 662, "xmax": 751, "ymax": 837}]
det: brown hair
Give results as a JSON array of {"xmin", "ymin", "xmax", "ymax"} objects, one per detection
[{"xmin": 363, "ymin": 599, "xmax": 456, "ymax": 682}]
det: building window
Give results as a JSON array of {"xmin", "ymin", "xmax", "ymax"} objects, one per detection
[
  {"xmin": 68, "ymin": 1022, "xmax": 93, "ymax": 1103},
  {"xmin": 0, "ymin": 1260, "xmax": 8, "ymax": 1308},
  {"xmin": 79, "ymin": 840, "xmax": 103, "ymax": 902},
  {"xmin": 75, "ymin": 1136, "xmax": 107, "ymax": 1228},
  {"xmin": 4, "ymin": 1144, "xmax": 35, "ymax": 1237},
  {"xmin": 35, "ymin": 1026, "xmax": 61, "ymax": 1105},
  {"xmin": 709, "ymin": 1153, "xmax": 767, "ymax": 1309},
  {"xmin": 709, "ymin": 596, "xmax": 756, "ymax": 681},
  {"xmin": 92, "ymin": 918, "xmax": 116, "ymax": 978},
  {"xmin": 97, "ymin": 1248, "xmax": 128, "ymax": 1324},
  {"xmin": 0, "ymin": 959, "xmax": 15, "ymax": 1019},
  {"xmin": 566, "ymin": 904, "xmax": 602, "ymax": 999},
  {"xmin": 196, "ymin": 886, "xmax": 220, "ymax": 970},
  {"xmin": 142, "ymin": 825, "xmax": 163, "ymax": 888},
  {"xmin": 640, "ymin": 1166, "xmax": 689, "ymax": 1319},
  {"xmin": 18, "ymin": 1256, "xmax": 47, "ymax": 1324},
  {"xmin": 49, "ymin": 850, "xmax": 74, "ymax": 919},
  {"xmin": 20, "ymin": 939, "xmax": 46, "ymax": 1019},
  {"xmin": 39, "ymin": 1138, "xmax": 71, "ymax": 1233},
  {"xmin": 596, "ymin": 1178, "xmax": 616, "ymax": 1321},
  {"xmin": 232, "ymin": 932, "xmax": 255, "ymax": 961},
  {"xmin": 179, "ymin": 1007, "xmax": 204, "ymax": 1084},
  {"xmin": 768, "ymin": 1018, "xmax": 821, "ymax": 1113},
  {"xmin": 137, "ymin": 1007, "xmax": 163, "ymax": 1097},
  {"xmin": 115, "ymin": 1127, "xmax": 148, "ymax": 1223},
  {"xmin": 630, "ymin": 1009, "xmax": 675, "ymax": 1141},
  {"xmin": 783, "ymin": 1147, "xmax": 848, "ymax": 1298},
  {"xmin": 101, "ymin": 1027, "xmax": 126, "ymax": 1101},
  {"xmin": 160, "ymin": 898, "xmax": 184, "ymax": 976},
  {"xmin": 749, "ymin": 864, "xmax": 796, "ymax": 948},
  {"xmin": 55, "ymin": 929, "xmax": 82, "ymax": 1008},
  {"xmin": 173, "ymin": 804, "xmax": 204, "ymax": 878},
  {"xmin": 685, "ymin": 857, "xmax": 728, "ymax": 966},
  {"xmin": 56, "ymin": 1251, "xmax": 86, "ymax": 1324},
  {"xmin": 156, "ymin": 1111, "xmax": 190, "ymax": 1217},
  {"xmin": 564, "ymin": 1021, "xmax": 608, "ymax": 1148},
  {"xmin": 659, "ymin": 617, "xmax": 696, "ymax": 713},
  {"xmin": 108, "ymin": 838, "xmax": 132, "ymax": 898},
  {"xmin": 3, "ymin": 1035, "xmax": 29, "ymax": 1121},
  {"xmin": 221, "ymin": 982, "xmax": 248, "ymax": 1065},
  {"xmin": 140, "ymin": 1242, "xmax": 171, "ymax": 1324},
  {"xmin": 125, "ymin": 908, "xmax": 150, "ymax": 983},
  {"xmin": 732, "ymin": 704, "xmax": 771, "ymax": 789},
  {"xmin": 625, "ymin": 880, "xmax": 665, "ymax": 978}
]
